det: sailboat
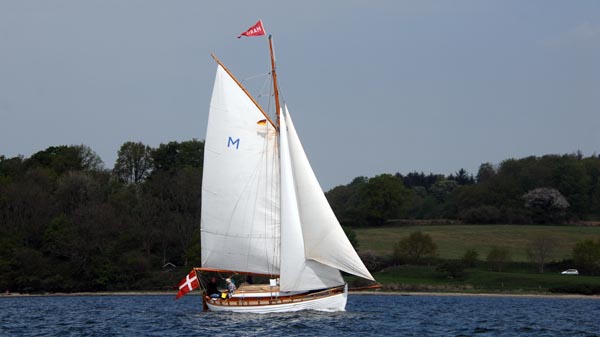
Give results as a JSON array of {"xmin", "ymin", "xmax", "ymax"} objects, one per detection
[{"xmin": 196, "ymin": 34, "xmax": 375, "ymax": 313}]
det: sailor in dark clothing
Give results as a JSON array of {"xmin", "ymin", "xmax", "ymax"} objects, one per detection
[{"xmin": 206, "ymin": 277, "xmax": 220, "ymax": 298}]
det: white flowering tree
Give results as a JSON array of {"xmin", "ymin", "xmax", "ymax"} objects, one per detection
[{"xmin": 522, "ymin": 187, "xmax": 570, "ymax": 223}]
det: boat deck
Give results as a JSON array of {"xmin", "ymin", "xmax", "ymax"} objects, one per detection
[
  {"xmin": 206, "ymin": 284, "xmax": 345, "ymax": 308},
  {"xmin": 236, "ymin": 284, "xmax": 279, "ymax": 294}
]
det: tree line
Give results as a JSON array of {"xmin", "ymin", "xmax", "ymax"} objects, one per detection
[
  {"xmin": 0, "ymin": 141, "xmax": 203, "ymax": 293},
  {"xmin": 327, "ymin": 152, "xmax": 600, "ymax": 226},
  {"xmin": 1, "ymin": 142, "xmax": 599, "ymax": 293}
]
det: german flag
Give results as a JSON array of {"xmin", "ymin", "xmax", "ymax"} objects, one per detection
[{"xmin": 257, "ymin": 119, "xmax": 267, "ymax": 125}]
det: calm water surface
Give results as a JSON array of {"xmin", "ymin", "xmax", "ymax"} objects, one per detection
[{"xmin": 1, "ymin": 294, "xmax": 599, "ymax": 336}]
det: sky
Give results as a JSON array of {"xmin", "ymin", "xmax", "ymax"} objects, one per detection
[{"xmin": 1, "ymin": 1, "xmax": 599, "ymax": 191}]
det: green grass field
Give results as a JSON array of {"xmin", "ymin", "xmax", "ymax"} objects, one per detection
[
  {"xmin": 371, "ymin": 265, "xmax": 600, "ymax": 294},
  {"xmin": 354, "ymin": 225, "xmax": 600, "ymax": 262}
]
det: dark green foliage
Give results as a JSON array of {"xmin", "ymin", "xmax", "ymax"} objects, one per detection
[
  {"xmin": 526, "ymin": 235, "xmax": 557, "ymax": 273},
  {"xmin": 3, "ymin": 144, "xmax": 600, "ymax": 293},
  {"xmin": 327, "ymin": 174, "xmax": 408, "ymax": 227},
  {"xmin": 358, "ymin": 251, "xmax": 390, "ymax": 273},
  {"xmin": 447, "ymin": 168, "xmax": 475, "ymax": 186},
  {"xmin": 113, "ymin": 141, "xmax": 153, "ymax": 184},
  {"xmin": 486, "ymin": 246, "xmax": 512, "ymax": 272},
  {"xmin": 0, "ymin": 155, "xmax": 25, "ymax": 179},
  {"xmin": 461, "ymin": 249, "xmax": 479, "ymax": 267},
  {"xmin": 436, "ymin": 260, "xmax": 466, "ymax": 279},
  {"xmin": 476, "ymin": 163, "xmax": 495, "ymax": 183},
  {"xmin": 460, "ymin": 205, "xmax": 502, "ymax": 224},
  {"xmin": 343, "ymin": 226, "xmax": 359, "ymax": 250},
  {"xmin": 0, "ymin": 141, "xmax": 204, "ymax": 293},
  {"xmin": 396, "ymin": 172, "xmax": 443, "ymax": 190},
  {"xmin": 549, "ymin": 284, "xmax": 600, "ymax": 295},
  {"xmin": 25, "ymin": 145, "xmax": 103, "ymax": 175},
  {"xmin": 430, "ymin": 180, "xmax": 459, "ymax": 202},
  {"xmin": 378, "ymin": 264, "xmax": 600, "ymax": 294},
  {"xmin": 393, "ymin": 231, "xmax": 437, "ymax": 265},
  {"xmin": 151, "ymin": 140, "xmax": 204, "ymax": 174},
  {"xmin": 328, "ymin": 152, "xmax": 600, "ymax": 225},
  {"xmin": 572, "ymin": 239, "xmax": 600, "ymax": 275}
]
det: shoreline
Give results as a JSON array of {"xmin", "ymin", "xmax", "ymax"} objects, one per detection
[
  {"xmin": 352, "ymin": 291, "xmax": 600, "ymax": 300},
  {"xmin": 2, "ymin": 290, "xmax": 599, "ymax": 300}
]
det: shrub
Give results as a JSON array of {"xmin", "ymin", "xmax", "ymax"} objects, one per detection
[
  {"xmin": 572, "ymin": 239, "xmax": 600, "ymax": 275},
  {"xmin": 549, "ymin": 284, "xmax": 600, "ymax": 295},
  {"xmin": 343, "ymin": 226, "xmax": 359, "ymax": 250},
  {"xmin": 462, "ymin": 248, "xmax": 479, "ymax": 267},
  {"xmin": 436, "ymin": 261, "xmax": 466, "ymax": 279},
  {"xmin": 393, "ymin": 231, "xmax": 437, "ymax": 265},
  {"xmin": 359, "ymin": 251, "xmax": 389, "ymax": 273},
  {"xmin": 460, "ymin": 206, "xmax": 501, "ymax": 224},
  {"xmin": 503, "ymin": 207, "xmax": 532, "ymax": 224},
  {"xmin": 486, "ymin": 246, "xmax": 511, "ymax": 272}
]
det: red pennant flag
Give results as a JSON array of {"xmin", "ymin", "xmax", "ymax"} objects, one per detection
[
  {"xmin": 175, "ymin": 270, "xmax": 199, "ymax": 299},
  {"xmin": 237, "ymin": 20, "xmax": 266, "ymax": 38}
]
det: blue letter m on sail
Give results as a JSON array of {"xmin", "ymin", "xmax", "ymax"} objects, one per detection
[{"xmin": 227, "ymin": 137, "xmax": 240, "ymax": 149}]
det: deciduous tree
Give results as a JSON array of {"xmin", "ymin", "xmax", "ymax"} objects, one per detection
[
  {"xmin": 523, "ymin": 187, "xmax": 569, "ymax": 223},
  {"xmin": 113, "ymin": 141, "xmax": 153, "ymax": 184},
  {"xmin": 486, "ymin": 246, "xmax": 511, "ymax": 272},
  {"xmin": 526, "ymin": 235, "xmax": 557, "ymax": 273},
  {"xmin": 572, "ymin": 239, "xmax": 600, "ymax": 275},
  {"xmin": 393, "ymin": 231, "xmax": 437, "ymax": 264}
]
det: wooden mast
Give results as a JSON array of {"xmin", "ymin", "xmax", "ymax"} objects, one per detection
[{"xmin": 268, "ymin": 35, "xmax": 281, "ymax": 129}]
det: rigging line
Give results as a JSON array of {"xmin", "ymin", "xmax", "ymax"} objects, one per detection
[
  {"xmin": 243, "ymin": 139, "xmax": 271, "ymax": 274},
  {"xmin": 249, "ymin": 129, "xmax": 267, "ymax": 274},
  {"xmin": 265, "ymin": 74, "xmax": 274, "ymax": 123},
  {"xmin": 239, "ymin": 72, "xmax": 270, "ymax": 83},
  {"xmin": 260, "ymin": 125, "xmax": 274, "ymax": 277},
  {"xmin": 260, "ymin": 74, "xmax": 272, "ymax": 115},
  {"xmin": 271, "ymin": 128, "xmax": 280, "ymax": 278},
  {"xmin": 266, "ymin": 78, "xmax": 278, "ymax": 276},
  {"xmin": 278, "ymin": 88, "xmax": 287, "ymax": 109},
  {"xmin": 269, "ymin": 129, "xmax": 279, "ymax": 277},
  {"xmin": 271, "ymin": 127, "xmax": 281, "ymax": 275},
  {"xmin": 242, "ymin": 71, "xmax": 272, "ymax": 111}
]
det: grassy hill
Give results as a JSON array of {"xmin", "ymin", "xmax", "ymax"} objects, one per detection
[
  {"xmin": 354, "ymin": 225, "xmax": 600, "ymax": 262},
  {"xmin": 371, "ymin": 265, "xmax": 600, "ymax": 294},
  {"xmin": 351, "ymin": 225, "xmax": 600, "ymax": 294}
]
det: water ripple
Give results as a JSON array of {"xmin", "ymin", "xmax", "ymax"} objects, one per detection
[{"xmin": 1, "ymin": 294, "xmax": 599, "ymax": 336}]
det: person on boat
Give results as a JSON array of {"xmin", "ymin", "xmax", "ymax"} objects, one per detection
[
  {"xmin": 206, "ymin": 277, "xmax": 220, "ymax": 298},
  {"xmin": 225, "ymin": 278, "xmax": 236, "ymax": 297}
]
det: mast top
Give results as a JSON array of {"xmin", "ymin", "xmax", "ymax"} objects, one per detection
[{"xmin": 268, "ymin": 35, "xmax": 281, "ymax": 129}]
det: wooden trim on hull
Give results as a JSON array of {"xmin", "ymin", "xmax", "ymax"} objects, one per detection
[{"xmin": 205, "ymin": 284, "xmax": 348, "ymax": 313}]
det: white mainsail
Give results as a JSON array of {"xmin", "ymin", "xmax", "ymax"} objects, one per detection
[
  {"xmin": 201, "ymin": 65, "xmax": 280, "ymax": 276},
  {"xmin": 201, "ymin": 62, "xmax": 373, "ymax": 292}
]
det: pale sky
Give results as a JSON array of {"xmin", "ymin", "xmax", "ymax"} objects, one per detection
[{"xmin": 1, "ymin": 1, "xmax": 599, "ymax": 190}]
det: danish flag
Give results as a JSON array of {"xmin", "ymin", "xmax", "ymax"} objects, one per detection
[
  {"xmin": 237, "ymin": 20, "xmax": 266, "ymax": 38},
  {"xmin": 175, "ymin": 270, "xmax": 199, "ymax": 299}
]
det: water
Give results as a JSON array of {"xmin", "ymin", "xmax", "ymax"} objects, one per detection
[{"xmin": 1, "ymin": 294, "xmax": 599, "ymax": 336}]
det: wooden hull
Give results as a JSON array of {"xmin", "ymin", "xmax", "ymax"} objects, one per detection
[{"xmin": 204, "ymin": 284, "xmax": 347, "ymax": 313}]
